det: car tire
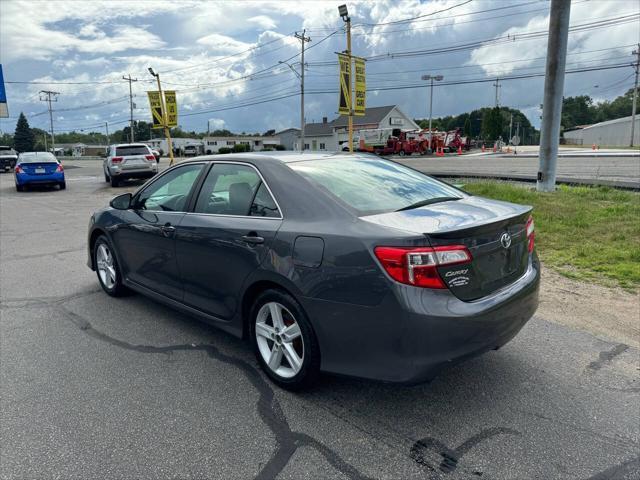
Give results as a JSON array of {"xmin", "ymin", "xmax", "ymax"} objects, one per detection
[
  {"xmin": 110, "ymin": 176, "xmax": 119, "ymax": 188},
  {"xmin": 104, "ymin": 171, "xmax": 110, "ymax": 183},
  {"xmin": 250, "ymin": 289, "xmax": 320, "ymax": 390},
  {"xmin": 398, "ymin": 150, "xmax": 406, "ymax": 156},
  {"xmin": 59, "ymin": 181, "xmax": 66, "ymax": 190},
  {"xmin": 93, "ymin": 235, "xmax": 130, "ymax": 297},
  {"xmin": 16, "ymin": 184, "xmax": 24, "ymax": 192}
]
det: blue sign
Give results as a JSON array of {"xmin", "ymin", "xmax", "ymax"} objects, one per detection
[{"xmin": 0, "ymin": 64, "xmax": 8, "ymax": 118}]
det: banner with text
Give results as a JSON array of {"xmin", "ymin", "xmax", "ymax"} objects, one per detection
[
  {"xmin": 337, "ymin": 54, "xmax": 350, "ymax": 116},
  {"xmin": 164, "ymin": 90, "xmax": 178, "ymax": 127},
  {"xmin": 354, "ymin": 57, "xmax": 365, "ymax": 116},
  {"xmin": 147, "ymin": 91, "xmax": 164, "ymax": 129}
]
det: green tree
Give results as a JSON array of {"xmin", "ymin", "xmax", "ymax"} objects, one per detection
[
  {"xmin": 14, "ymin": 113, "xmax": 35, "ymax": 152},
  {"xmin": 463, "ymin": 117, "xmax": 471, "ymax": 136},
  {"xmin": 481, "ymin": 107, "xmax": 503, "ymax": 142}
]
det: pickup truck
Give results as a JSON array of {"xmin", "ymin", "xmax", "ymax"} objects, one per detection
[{"xmin": 0, "ymin": 146, "xmax": 18, "ymax": 171}]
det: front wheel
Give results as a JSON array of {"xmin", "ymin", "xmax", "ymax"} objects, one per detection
[
  {"xmin": 250, "ymin": 289, "xmax": 320, "ymax": 390},
  {"xmin": 94, "ymin": 236, "xmax": 130, "ymax": 297},
  {"xmin": 398, "ymin": 150, "xmax": 406, "ymax": 156},
  {"xmin": 59, "ymin": 181, "xmax": 66, "ymax": 190}
]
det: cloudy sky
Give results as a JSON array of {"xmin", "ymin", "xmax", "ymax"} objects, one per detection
[{"xmin": 0, "ymin": 0, "xmax": 638, "ymax": 136}]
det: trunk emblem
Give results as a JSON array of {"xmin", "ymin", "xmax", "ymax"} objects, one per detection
[{"xmin": 500, "ymin": 232, "xmax": 512, "ymax": 249}]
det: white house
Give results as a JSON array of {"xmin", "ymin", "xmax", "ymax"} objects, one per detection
[
  {"xmin": 202, "ymin": 135, "xmax": 281, "ymax": 153},
  {"xmin": 142, "ymin": 138, "xmax": 203, "ymax": 155},
  {"xmin": 563, "ymin": 115, "xmax": 640, "ymax": 147},
  {"xmin": 297, "ymin": 105, "xmax": 420, "ymax": 151}
]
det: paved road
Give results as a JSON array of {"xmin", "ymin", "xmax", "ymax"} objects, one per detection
[
  {"xmin": 396, "ymin": 154, "xmax": 640, "ymax": 189},
  {"xmin": 1, "ymin": 163, "xmax": 639, "ymax": 480}
]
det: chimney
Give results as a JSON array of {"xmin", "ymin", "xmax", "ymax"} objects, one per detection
[{"xmin": 322, "ymin": 116, "xmax": 328, "ymax": 124}]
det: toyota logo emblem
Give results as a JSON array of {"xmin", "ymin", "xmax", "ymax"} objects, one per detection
[{"xmin": 500, "ymin": 232, "xmax": 512, "ymax": 249}]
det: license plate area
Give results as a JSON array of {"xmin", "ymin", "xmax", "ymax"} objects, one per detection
[{"xmin": 35, "ymin": 168, "xmax": 46, "ymax": 174}]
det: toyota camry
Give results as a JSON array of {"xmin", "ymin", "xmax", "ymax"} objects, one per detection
[{"xmin": 87, "ymin": 153, "xmax": 539, "ymax": 389}]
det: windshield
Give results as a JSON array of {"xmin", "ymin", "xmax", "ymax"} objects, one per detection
[
  {"xmin": 18, "ymin": 152, "xmax": 58, "ymax": 163},
  {"xmin": 115, "ymin": 145, "xmax": 150, "ymax": 156},
  {"xmin": 289, "ymin": 157, "xmax": 465, "ymax": 215}
]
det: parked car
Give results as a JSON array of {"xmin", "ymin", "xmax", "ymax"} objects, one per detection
[
  {"xmin": 103, "ymin": 143, "xmax": 158, "ymax": 187},
  {"xmin": 87, "ymin": 153, "xmax": 539, "ymax": 389},
  {"xmin": 14, "ymin": 151, "xmax": 65, "ymax": 191},
  {"xmin": 183, "ymin": 144, "xmax": 202, "ymax": 157},
  {"xmin": 0, "ymin": 146, "xmax": 18, "ymax": 172}
]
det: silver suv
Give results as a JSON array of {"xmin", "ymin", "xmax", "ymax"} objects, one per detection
[{"xmin": 103, "ymin": 143, "xmax": 158, "ymax": 187}]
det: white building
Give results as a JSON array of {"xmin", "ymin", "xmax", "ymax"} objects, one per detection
[
  {"xmin": 563, "ymin": 115, "xmax": 640, "ymax": 147},
  {"xmin": 297, "ymin": 105, "xmax": 420, "ymax": 151},
  {"xmin": 142, "ymin": 138, "xmax": 202, "ymax": 155},
  {"xmin": 202, "ymin": 136, "xmax": 280, "ymax": 153},
  {"xmin": 275, "ymin": 128, "xmax": 300, "ymax": 150}
]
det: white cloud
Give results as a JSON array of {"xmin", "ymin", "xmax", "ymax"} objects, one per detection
[
  {"xmin": 248, "ymin": 15, "xmax": 277, "ymax": 30},
  {"xmin": 207, "ymin": 118, "xmax": 226, "ymax": 130},
  {"xmin": 196, "ymin": 33, "xmax": 252, "ymax": 54}
]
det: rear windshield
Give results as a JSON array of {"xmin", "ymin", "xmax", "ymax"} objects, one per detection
[
  {"xmin": 116, "ymin": 146, "xmax": 150, "ymax": 156},
  {"xmin": 289, "ymin": 157, "xmax": 465, "ymax": 215},
  {"xmin": 18, "ymin": 152, "xmax": 58, "ymax": 163}
]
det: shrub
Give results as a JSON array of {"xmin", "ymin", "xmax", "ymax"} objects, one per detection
[
  {"xmin": 274, "ymin": 144, "xmax": 286, "ymax": 151},
  {"xmin": 218, "ymin": 147, "xmax": 232, "ymax": 154},
  {"xmin": 232, "ymin": 143, "xmax": 250, "ymax": 153}
]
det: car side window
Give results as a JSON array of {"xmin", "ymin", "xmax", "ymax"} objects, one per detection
[
  {"xmin": 250, "ymin": 183, "xmax": 280, "ymax": 218},
  {"xmin": 135, "ymin": 164, "xmax": 203, "ymax": 212},
  {"xmin": 194, "ymin": 164, "xmax": 277, "ymax": 217}
]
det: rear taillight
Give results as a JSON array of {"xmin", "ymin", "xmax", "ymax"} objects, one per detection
[
  {"xmin": 145, "ymin": 155, "xmax": 156, "ymax": 161},
  {"xmin": 111, "ymin": 156, "xmax": 123, "ymax": 163},
  {"xmin": 15, "ymin": 165, "xmax": 24, "ymax": 174},
  {"xmin": 526, "ymin": 215, "xmax": 535, "ymax": 253},
  {"xmin": 374, "ymin": 245, "xmax": 472, "ymax": 289},
  {"xmin": 56, "ymin": 164, "xmax": 63, "ymax": 172}
]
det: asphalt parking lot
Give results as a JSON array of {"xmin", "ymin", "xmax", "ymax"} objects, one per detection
[{"xmin": 1, "ymin": 160, "xmax": 639, "ymax": 480}]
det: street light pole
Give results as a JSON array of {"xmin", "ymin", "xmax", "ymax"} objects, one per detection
[
  {"xmin": 630, "ymin": 44, "xmax": 639, "ymax": 147},
  {"xmin": 421, "ymin": 74, "xmax": 443, "ymax": 153},
  {"xmin": 295, "ymin": 30, "xmax": 311, "ymax": 152},
  {"xmin": 339, "ymin": 5, "xmax": 353, "ymax": 153},
  {"xmin": 148, "ymin": 68, "xmax": 176, "ymax": 166}
]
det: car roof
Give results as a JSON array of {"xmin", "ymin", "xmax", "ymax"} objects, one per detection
[{"xmin": 112, "ymin": 143, "xmax": 151, "ymax": 148}]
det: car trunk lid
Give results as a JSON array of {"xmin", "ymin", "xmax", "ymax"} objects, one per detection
[
  {"xmin": 20, "ymin": 162, "xmax": 59, "ymax": 175},
  {"xmin": 363, "ymin": 196, "xmax": 532, "ymax": 301}
]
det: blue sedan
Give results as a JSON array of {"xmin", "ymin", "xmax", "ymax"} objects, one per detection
[{"xmin": 15, "ymin": 152, "xmax": 66, "ymax": 191}]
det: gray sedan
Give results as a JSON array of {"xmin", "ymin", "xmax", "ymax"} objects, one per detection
[{"xmin": 87, "ymin": 153, "xmax": 539, "ymax": 389}]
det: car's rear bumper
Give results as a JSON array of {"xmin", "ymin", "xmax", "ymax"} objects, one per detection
[
  {"xmin": 1, "ymin": 157, "xmax": 17, "ymax": 169},
  {"xmin": 110, "ymin": 168, "xmax": 156, "ymax": 179},
  {"xmin": 302, "ymin": 254, "xmax": 540, "ymax": 384},
  {"xmin": 15, "ymin": 172, "xmax": 64, "ymax": 185}
]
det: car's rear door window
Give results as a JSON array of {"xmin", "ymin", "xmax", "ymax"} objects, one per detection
[
  {"xmin": 289, "ymin": 157, "xmax": 465, "ymax": 215},
  {"xmin": 194, "ymin": 163, "xmax": 279, "ymax": 217},
  {"xmin": 135, "ymin": 164, "xmax": 203, "ymax": 212}
]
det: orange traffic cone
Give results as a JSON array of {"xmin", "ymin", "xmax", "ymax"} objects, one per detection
[
  {"xmin": 482, "ymin": 144, "xmax": 485, "ymax": 152},
  {"xmin": 436, "ymin": 146, "xmax": 444, "ymax": 157},
  {"xmin": 457, "ymin": 146, "xmax": 462, "ymax": 155},
  {"xmin": 493, "ymin": 144, "xmax": 497, "ymax": 153}
]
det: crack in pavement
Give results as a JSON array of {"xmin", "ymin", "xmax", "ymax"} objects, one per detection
[
  {"xmin": 588, "ymin": 343, "xmax": 630, "ymax": 371},
  {"xmin": 410, "ymin": 427, "xmax": 520, "ymax": 475},
  {"xmin": 55, "ymin": 301, "xmax": 374, "ymax": 480},
  {"xmin": 586, "ymin": 455, "xmax": 640, "ymax": 480}
]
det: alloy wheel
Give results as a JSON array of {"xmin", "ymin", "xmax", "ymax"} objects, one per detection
[
  {"xmin": 96, "ymin": 243, "xmax": 116, "ymax": 290},
  {"xmin": 255, "ymin": 302, "xmax": 304, "ymax": 378}
]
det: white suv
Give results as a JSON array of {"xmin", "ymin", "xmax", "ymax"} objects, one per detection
[{"xmin": 103, "ymin": 143, "xmax": 158, "ymax": 187}]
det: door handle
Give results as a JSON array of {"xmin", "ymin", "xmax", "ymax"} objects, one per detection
[
  {"xmin": 240, "ymin": 234, "xmax": 264, "ymax": 245},
  {"xmin": 161, "ymin": 223, "xmax": 176, "ymax": 236}
]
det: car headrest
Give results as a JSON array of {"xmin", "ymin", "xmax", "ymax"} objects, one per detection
[{"xmin": 228, "ymin": 182, "xmax": 252, "ymax": 215}]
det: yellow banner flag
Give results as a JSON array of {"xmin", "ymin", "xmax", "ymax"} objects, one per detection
[
  {"xmin": 147, "ymin": 91, "xmax": 164, "ymax": 129},
  {"xmin": 164, "ymin": 90, "xmax": 178, "ymax": 127},
  {"xmin": 338, "ymin": 53, "xmax": 351, "ymax": 115},
  {"xmin": 354, "ymin": 57, "xmax": 366, "ymax": 116}
]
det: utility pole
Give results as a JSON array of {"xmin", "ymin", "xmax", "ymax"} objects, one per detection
[
  {"xmin": 421, "ymin": 74, "xmax": 444, "ymax": 153},
  {"xmin": 104, "ymin": 121, "xmax": 110, "ymax": 145},
  {"xmin": 39, "ymin": 90, "xmax": 59, "ymax": 154},
  {"xmin": 148, "ymin": 68, "xmax": 176, "ymax": 166},
  {"xmin": 537, "ymin": 0, "xmax": 571, "ymax": 192},
  {"xmin": 509, "ymin": 113, "xmax": 513, "ymax": 143},
  {"xmin": 493, "ymin": 78, "xmax": 501, "ymax": 107},
  {"xmin": 122, "ymin": 74, "xmax": 138, "ymax": 143},
  {"xmin": 630, "ymin": 44, "xmax": 639, "ymax": 147},
  {"xmin": 338, "ymin": 5, "xmax": 354, "ymax": 152},
  {"xmin": 295, "ymin": 30, "xmax": 311, "ymax": 152}
]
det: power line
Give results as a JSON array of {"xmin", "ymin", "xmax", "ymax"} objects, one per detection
[{"xmin": 39, "ymin": 90, "xmax": 59, "ymax": 152}]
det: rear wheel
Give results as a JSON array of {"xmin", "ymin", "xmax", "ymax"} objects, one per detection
[
  {"xmin": 16, "ymin": 184, "xmax": 24, "ymax": 192},
  {"xmin": 250, "ymin": 289, "xmax": 320, "ymax": 390},
  {"xmin": 398, "ymin": 150, "xmax": 406, "ymax": 156},
  {"xmin": 94, "ymin": 236, "xmax": 129, "ymax": 297},
  {"xmin": 110, "ymin": 176, "xmax": 119, "ymax": 187},
  {"xmin": 59, "ymin": 181, "xmax": 66, "ymax": 190}
]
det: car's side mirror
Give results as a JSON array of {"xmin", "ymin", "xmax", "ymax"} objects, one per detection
[{"xmin": 110, "ymin": 193, "xmax": 132, "ymax": 210}]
